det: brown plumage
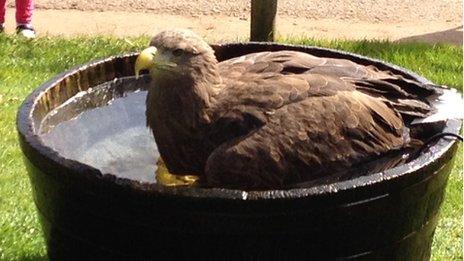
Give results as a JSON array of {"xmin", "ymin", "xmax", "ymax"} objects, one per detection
[{"xmin": 139, "ymin": 29, "xmax": 436, "ymax": 190}]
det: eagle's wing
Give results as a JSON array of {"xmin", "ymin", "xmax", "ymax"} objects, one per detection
[
  {"xmin": 205, "ymin": 91, "xmax": 406, "ymax": 189},
  {"xmin": 203, "ymin": 51, "xmax": 433, "ymax": 189},
  {"xmin": 216, "ymin": 51, "xmax": 434, "ymax": 116}
]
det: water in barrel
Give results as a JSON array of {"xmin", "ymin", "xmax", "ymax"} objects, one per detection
[{"xmin": 40, "ymin": 78, "xmax": 160, "ymax": 183}]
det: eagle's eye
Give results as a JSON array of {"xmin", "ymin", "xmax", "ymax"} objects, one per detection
[{"xmin": 172, "ymin": 49, "xmax": 184, "ymax": 57}]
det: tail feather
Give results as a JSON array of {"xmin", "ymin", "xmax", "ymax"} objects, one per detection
[
  {"xmin": 389, "ymin": 98, "xmax": 431, "ymax": 118},
  {"xmin": 412, "ymin": 87, "xmax": 463, "ymax": 124},
  {"xmin": 353, "ymin": 77, "xmax": 438, "ymax": 121},
  {"xmin": 354, "ymin": 78, "xmax": 462, "ymax": 124}
]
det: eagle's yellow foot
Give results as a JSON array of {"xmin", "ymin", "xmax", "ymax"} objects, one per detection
[{"xmin": 155, "ymin": 158, "xmax": 199, "ymax": 186}]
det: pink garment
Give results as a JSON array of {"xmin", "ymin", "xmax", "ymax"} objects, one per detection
[{"xmin": 0, "ymin": 0, "xmax": 34, "ymax": 25}]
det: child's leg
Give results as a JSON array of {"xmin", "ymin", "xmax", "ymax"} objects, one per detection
[
  {"xmin": 15, "ymin": 0, "xmax": 33, "ymax": 25},
  {"xmin": 0, "ymin": 0, "xmax": 7, "ymax": 25}
]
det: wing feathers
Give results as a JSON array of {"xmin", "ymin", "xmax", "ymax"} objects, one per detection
[{"xmin": 203, "ymin": 50, "xmax": 437, "ymax": 188}]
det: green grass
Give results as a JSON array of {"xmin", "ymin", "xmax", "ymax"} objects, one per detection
[{"xmin": 0, "ymin": 35, "xmax": 462, "ymax": 260}]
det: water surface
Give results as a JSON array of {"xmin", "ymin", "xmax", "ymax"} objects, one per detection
[{"xmin": 40, "ymin": 78, "xmax": 159, "ymax": 183}]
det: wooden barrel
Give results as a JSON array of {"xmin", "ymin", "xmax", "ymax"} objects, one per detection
[{"xmin": 17, "ymin": 43, "xmax": 461, "ymax": 260}]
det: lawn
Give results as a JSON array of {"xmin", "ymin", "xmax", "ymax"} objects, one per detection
[{"xmin": 0, "ymin": 35, "xmax": 462, "ymax": 260}]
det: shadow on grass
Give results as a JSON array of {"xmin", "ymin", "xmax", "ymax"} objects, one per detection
[{"xmin": 397, "ymin": 26, "xmax": 463, "ymax": 46}]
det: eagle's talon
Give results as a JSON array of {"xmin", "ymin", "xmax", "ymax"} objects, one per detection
[{"xmin": 155, "ymin": 158, "xmax": 199, "ymax": 186}]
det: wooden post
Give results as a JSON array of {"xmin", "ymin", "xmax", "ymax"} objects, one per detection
[{"xmin": 250, "ymin": 0, "xmax": 278, "ymax": 42}]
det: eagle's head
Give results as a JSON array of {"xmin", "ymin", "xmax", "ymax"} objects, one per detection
[{"xmin": 135, "ymin": 29, "xmax": 218, "ymax": 80}]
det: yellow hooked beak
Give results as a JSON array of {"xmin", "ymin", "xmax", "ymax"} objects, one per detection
[{"xmin": 134, "ymin": 46, "xmax": 157, "ymax": 79}]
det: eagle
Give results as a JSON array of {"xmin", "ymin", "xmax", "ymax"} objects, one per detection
[{"xmin": 134, "ymin": 29, "xmax": 441, "ymax": 190}]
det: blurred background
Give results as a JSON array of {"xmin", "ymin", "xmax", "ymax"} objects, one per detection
[{"xmin": 3, "ymin": 0, "xmax": 463, "ymax": 44}]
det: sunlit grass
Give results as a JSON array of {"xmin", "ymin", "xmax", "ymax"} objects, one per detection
[{"xmin": 0, "ymin": 34, "xmax": 462, "ymax": 260}]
